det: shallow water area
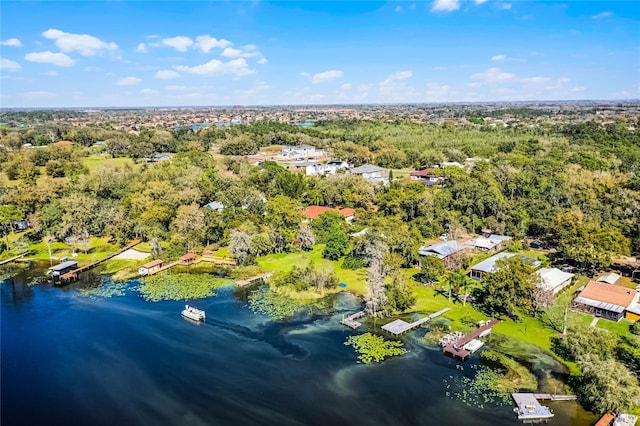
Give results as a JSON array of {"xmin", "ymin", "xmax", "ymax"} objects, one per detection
[{"xmin": 1, "ymin": 267, "xmax": 597, "ymax": 426}]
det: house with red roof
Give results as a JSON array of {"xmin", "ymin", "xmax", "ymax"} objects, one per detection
[
  {"xmin": 302, "ymin": 206, "xmax": 355, "ymax": 222},
  {"xmin": 410, "ymin": 169, "xmax": 445, "ymax": 187}
]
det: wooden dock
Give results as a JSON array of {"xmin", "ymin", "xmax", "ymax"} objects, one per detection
[
  {"xmin": 59, "ymin": 240, "xmax": 141, "ymax": 281},
  {"xmin": 340, "ymin": 311, "xmax": 366, "ymax": 329},
  {"xmin": 236, "ymin": 272, "xmax": 274, "ymax": 287},
  {"xmin": 381, "ymin": 308, "xmax": 451, "ymax": 336},
  {"xmin": 443, "ymin": 319, "xmax": 499, "ymax": 360},
  {"xmin": 533, "ymin": 394, "xmax": 577, "ymax": 401},
  {"xmin": 0, "ymin": 253, "xmax": 28, "ymax": 266}
]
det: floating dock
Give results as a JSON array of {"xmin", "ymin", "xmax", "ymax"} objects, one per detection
[
  {"xmin": 443, "ymin": 319, "xmax": 499, "ymax": 360},
  {"xmin": 59, "ymin": 240, "xmax": 141, "ymax": 282},
  {"xmin": 381, "ymin": 308, "xmax": 451, "ymax": 336},
  {"xmin": 512, "ymin": 393, "xmax": 554, "ymax": 421},
  {"xmin": 511, "ymin": 393, "xmax": 577, "ymax": 422},
  {"xmin": 340, "ymin": 311, "xmax": 366, "ymax": 329}
]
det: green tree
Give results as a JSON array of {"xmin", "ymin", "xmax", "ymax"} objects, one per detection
[
  {"xmin": 416, "ymin": 255, "xmax": 445, "ymax": 284},
  {"xmin": 474, "ymin": 257, "xmax": 540, "ymax": 317}
]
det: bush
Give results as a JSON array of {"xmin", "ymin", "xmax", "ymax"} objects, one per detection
[
  {"xmin": 342, "ymin": 255, "xmax": 366, "ymax": 270},
  {"xmin": 631, "ymin": 321, "xmax": 640, "ymax": 336}
]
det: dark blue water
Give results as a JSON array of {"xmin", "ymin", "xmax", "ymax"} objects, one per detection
[{"xmin": 1, "ymin": 270, "xmax": 595, "ymax": 426}]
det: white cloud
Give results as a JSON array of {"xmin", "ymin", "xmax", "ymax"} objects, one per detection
[
  {"xmin": 140, "ymin": 88, "xmax": 157, "ymax": 95},
  {"xmin": 341, "ymin": 83, "xmax": 352, "ymax": 90},
  {"xmin": 474, "ymin": 0, "xmax": 487, "ymax": 4},
  {"xmin": 470, "ymin": 67, "xmax": 516, "ymax": 83},
  {"xmin": 570, "ymin": 86, "xmax": 585, "ymax": 92},
  {"xmin": 501, "ymin": 3, "xmax": 512, "ymax": 10},
  {"xmin": 162, "ymin": 36, "xmax": 194, "ymax": 52},
  {"xmin": 378, "ymin": 71, "xmax": 416, "ymax": 101},
  {"xmin": 22, "ymin": 91, "xmax": 56, "ymax": 99},
  {"xmin": 221, "ymin": 47, "xmax": 260, "ymax": 58},
  {"xmin": 115, "ymin": 76, "xmax": 142, "ymax": 86},
  {"xmin": 426, "ymin": 83, "xmax": 452, "ymax": 100},
  {"xmin": 42, "ymin": 29, "xmax": 118, "ymax": 56},
  {"xmin": 592, "ymin": 11, "xmax": 612, "ymax": 19},
  {"xmin": 25, "ymin": 51, "xmax": 75, "ymax": 67},
  {"xmin": 165, "ymin": 85, "xmax": 191, "ymax": 91},
  {"xmin": 155, "ymin": 69, "xmax": 180, "ymax": 79},
  {"xmin": 302, "ymin": 69, "xmax": 344, "ymax": 84},
  {"xmin": 432, "ymin": 0, "xmax": 460, "ymax": 12},
  {"xmin": 1, "ymin": 38, "xmax": 22, "ymax": 47},
  {"xmin": 41, "ymin": 70, "xmax": 58, "ymax": 76},
  {"xmin": 84, "ymin": 66, "xmax": 103, "ymax": 72},
  {"xmin": 175, "ymin": 58, "xmax": 254, "ymax": 78},
  {"xmin": 395, "ymin": 5, "xmax": 403, "ymax": 12},
  {"xmin": 491, "ymin": 54, "xmax": 506, "ymax": 61},
  {"xmin": 0, "ymin": 58, "xmax": 21, "ymax": 71},
  {"xmin": 136, "ymin": 43, "xmax": 147, "ymax": 53},
  {"xmin": 257, "ymin": 58, "xmax": 268, "ymax": 64},
  {"xmin": 196, "ymin": 35, "xmax": 232, "ymax": 53}
]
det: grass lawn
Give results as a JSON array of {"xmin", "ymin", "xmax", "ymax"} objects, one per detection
[
  {"xmin": 26, "ymin": 237, "xmax": 120, "ymax": 264},
  {"xmin": 597, "ymin": 318, "xmax": 634, "ymax": 338},
  {"xmin": 82, "ymin": 155, "xmax": 136, "ymax": 172},
  {"xmin": 256, "ymin": 244, "xmax": 368, "ymax": 294}
]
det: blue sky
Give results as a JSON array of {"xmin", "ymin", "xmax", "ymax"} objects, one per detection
[{"xmin": 1, "ymin": 1, "xmax": 638, "ymax": 107}]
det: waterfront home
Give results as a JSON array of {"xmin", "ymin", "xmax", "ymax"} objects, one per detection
[
  {"xmin": 47, "ymin": 261, "xmax": 78, "ymax": 277},
  {"xmin": 572, "ymin": 281, "xmax": 639, "ymax": 322},
  {"xmin": 204, "ymin": 201, "xmax": 225, "ymax": 212},
  {"xmin": 350, "ymin": 164, "xmax": 389, "ymax": 184},
  {"xmin": 302, "ymin": 206, "xmax": 355, "ymax": 222},
  {"xmin": 418, "ymin": 241, "xmax": 467, "ymax": 269},
  {"xmin": 471, "ymin": 234, "xmax": 512, "ymax": 251},
  {"xmin": 469, "ymin": 252, "xmax": 541, "ymax": 281},
  {"xmin": 279, "ymin": 144, "xmax": 325, "ymax": 159},
  {"xmin": 596, "ymin": 272, "xmax": 622, "ymax": 285},
  {"xmin": 139, "ymin": 259, "xmax": 164, "ymax": 276},
  {"xmin": 536, "ymin": 267, "xmax": 574, "ymax": 294}
]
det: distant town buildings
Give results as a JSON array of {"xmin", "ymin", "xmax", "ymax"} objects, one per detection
[{"xmin": 279, "ymin": 144, "xmax": 326, "ymax": 160}]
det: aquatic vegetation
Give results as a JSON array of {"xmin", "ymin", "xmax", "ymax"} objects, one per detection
[
  {"xmin": 481, "ymin": 350, "xmax": 537, "ymax": 391},
  {"xmin": 248, "ymin": 286, "xmax": 303, "ymax": 320},
  {"xmin": 344, "ymin": 333, "xmax": 407, "ymax": 363},
  {"xmin": 79, "ymin": 279, "xmax": 130, "ymax": 298},
  {"xmin": 139, "ymin": 273, "xmax": 229, "ymax": 302},
  {"xmin": 443, "ymin": 366, "xmax": 513, "ymax": 408}
]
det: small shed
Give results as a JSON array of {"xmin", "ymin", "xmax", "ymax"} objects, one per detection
[
  {"xmin": 181, "ymin": 253, "xmax": 197, "ymax": 265},
  {"xmin": 139, "ymin": 259, "xmax": 164, "ymax": 276},
  {"xmin": 596, "ymin": 272, "xmax": 622, "ymax": 286}
]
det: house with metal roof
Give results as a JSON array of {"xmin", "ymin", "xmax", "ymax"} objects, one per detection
[
  {"xmin": 572, "ymin": 281, "xmax": 638, "ymax": 322},
  {"xmin": 596, "ymin": 272, "xmax": 622, "ymax": 285},
  {"xmin": 204, "ymin": 201, "xmax": 225, "ymax": 212},
  {"xmin": 471, "ymin": 234, "xmax": 512, "ymax": 251},
  {"xmin": 47, "ymin": 261, "xmax": 78, "ymax": 277},
  {"xmin": 470, "ymin": 252, "xmax": 541, "ymax": 281},
  {"xmin": 536, "ymin": 267, "xmax": 574, "ymax": 294},
  {"xmin": 350, "ymin": 164, "xmax": 389, "ymax": 184},
  {"xmin": 418, "ymin": 241, "xmax": 468, "ymax": 269}
]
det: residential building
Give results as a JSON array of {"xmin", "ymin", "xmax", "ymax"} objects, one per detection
[
  {"xmin": 181, "ymin": 253, "xmax": 197, "ymax": 265},
  {"xmin": 410, "ymin": 169, "xmax": 445, "ymax": 187},
  {"xmin": 536, "ymin": 268, "xmax": 574, "ymax": 294},
  {"xmin": 204, "ymin": 201, "xmax": 225, "ymax": 212},
  {"xmin": 325, "ymin": 160, "xmax": 350, "ymax": 174},
  {"xmin": 470, "ymin": 252, "xmax": 541, "ymax": 281},
  {"xmin": 418, "ymin": 240, "xmax": 467, "ymax": 269},
  {"xmin": 351, "ymin": 164, "xmax": 389, "ymax": 184},
  {"xmin": 302, "ymin": 206, "xmax": 355, "ymax": 222},
  {"xmin": 279, "ymin": 144, "xmax": 325, "ymax": 159},
  {"xmin": 471, "ymin": 234, "xmax": 512, "ymax": 251},
  {"xmin": 144, "ymin": 152, "xmax": 171, "ymax": 163},
  {"xmin": 572, "ymin": 281, "xmax": 638, "ymax": 322},
  {"xmin": 139, "ymin": 259, "xmax": 164, "ymax": 276}
]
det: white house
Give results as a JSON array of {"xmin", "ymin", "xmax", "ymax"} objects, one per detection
[
  {"xmin": 351, "ymin": 164, "xmax": 389, "ymax": 184},
  {"xmin": 280, "ymin": 144, "xmax": 325, "ymax": 159},
  {"xmin": 470, "ymin": 252, "xmax": 541, "ymax": 281},
  {"xmin": 204, "ymin": 201, "xmax": 225, "ymax": 212},
  {"xmin": 471, "ymin": 234, "xmax": 512, "ymax": 251},
  {"xmin": 325, "ymin": 160, "xmax": 350, "ymax": 174},
  {"xmin": 536, "ymin": 267, "xmax": 574, "ymax": 294}
]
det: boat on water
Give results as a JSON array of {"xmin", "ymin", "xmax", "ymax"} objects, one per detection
[{"xmin": 182, "ymin": 305, "xmax": 206, "ymax": 321}]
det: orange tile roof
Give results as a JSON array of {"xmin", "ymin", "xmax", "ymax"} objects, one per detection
[
  {"xmin": 302, "ymin": 206, "xmax": 354, "ymax": 219},
  {"xmin": 579, "ymin": 281, "xmax": 636, "ymax": 308},
  {"xmin": 181, "ymin": 253, "xmax": 197, "ymax": 260}
]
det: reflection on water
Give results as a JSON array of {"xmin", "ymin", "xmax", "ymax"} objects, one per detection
[{"xmin": 1, "ymin": 268, "xmax": 597, "ymax": 426}]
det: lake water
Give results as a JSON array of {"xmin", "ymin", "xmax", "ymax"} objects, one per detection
[{"xmin": 1, "ymin": 266, "xmax": 597, "ymax": 426}]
